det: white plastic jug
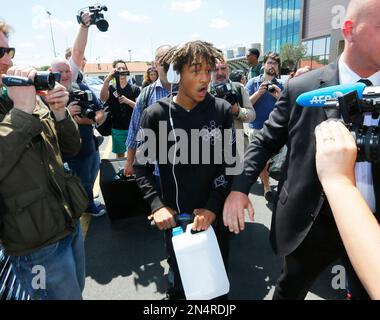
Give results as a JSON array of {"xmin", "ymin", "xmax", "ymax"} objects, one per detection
[{"xmin": 172, "ymin": 223, "xmax": 230, "ymax": 300}]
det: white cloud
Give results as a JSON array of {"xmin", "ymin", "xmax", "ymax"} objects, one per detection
[
  {"xmin": 208, "ymin": 19, "xmax": 230, "ymax": 29},
  {"xmin": 119, "ymin": 11, "xmax": 151, "ymax": 24},
  {"xmin": 50, "ymin": 19, "xmax": 76, "ymax": 31},
  {"xmin": 32, "ymin": 5, "xmax": 76, "ymax": 31},
  {"xmin": 217, "ymin": 43, "xmax": 229, "ymax": 50},
  {"xmin": 170, "ymin": 0, "xmax": 202, "ymax": 13},
  {"xmin": 19, "ymin": 42, "xmax": 34, "ymax": 48},
  {"xmin": 34, "ymin": 35, "xmax": 46, "ymax": 41}
]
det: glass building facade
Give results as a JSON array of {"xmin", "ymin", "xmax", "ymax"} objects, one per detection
[
  {"xmin": 264, "ymin": 0, "xmax": 302, "ymax": 54},
  {"xmin": 301, "ymin": 36, "xmax": 331, "ymax": 69}
]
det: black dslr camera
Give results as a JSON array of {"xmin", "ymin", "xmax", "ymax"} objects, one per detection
[
  {"xmin": 77, "ymin": 4, "xmax": 109, "ymax": 32},
  {"xmin": 212, "ymin": 82, "xmax": 238, "ymax": 105},
  {"xmin": 328, "ymin": 87, "xmax": 380, "ymax": 163},
  {"xmin": 69, "ymin": 90, "xmax": 96, "ymax": 120},
  {"xmin": 266, "ymin": 78, "xmax": 279, "ymax": 93}
]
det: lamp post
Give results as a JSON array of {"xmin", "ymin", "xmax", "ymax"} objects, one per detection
[{"xmin": 46, "ymin": 11, "xmax": 57, "ymax": 58}]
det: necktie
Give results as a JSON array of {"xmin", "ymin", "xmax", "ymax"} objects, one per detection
[{"xmin": 357, "ymin": 78, "xmax": 373, "ymax": 86}]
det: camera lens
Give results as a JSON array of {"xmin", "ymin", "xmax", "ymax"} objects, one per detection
[
  {"xmin": 355, "ymin": 125, "xmax": 380, "ymax": 163},
  {"xmin": 82, "ymin": 108, "xmax": 96, "ymax": 120},
  {"xmin": 34, "ymin": 72, "xmax": 56, "ymax": 91},
  {"xmin": 95, "ymin": 18, "xmax": 109, "ymax": 32}
]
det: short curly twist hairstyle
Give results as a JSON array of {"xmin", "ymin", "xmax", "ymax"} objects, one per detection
[{"xmin": 157, "ymin": 40, "xmax": 224, "ymax": 74}]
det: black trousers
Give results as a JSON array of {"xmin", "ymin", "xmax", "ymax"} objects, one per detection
[{"xmin": 272, "ymin": 213, "xmax": 370, "ymax": 300}]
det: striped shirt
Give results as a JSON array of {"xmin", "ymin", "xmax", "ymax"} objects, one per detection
[{"xmin": 126, "ymin": 78, "xmax": 170, "ymax": 150}]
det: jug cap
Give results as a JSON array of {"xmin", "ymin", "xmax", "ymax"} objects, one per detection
[{"xmin": 172, "ymin": 227, "xmax": 184, "ymax": 237}]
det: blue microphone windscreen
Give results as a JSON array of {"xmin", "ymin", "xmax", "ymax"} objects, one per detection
[{"xmin": 296, "ymin": 82, "xmax": 366, "ymax": 107}]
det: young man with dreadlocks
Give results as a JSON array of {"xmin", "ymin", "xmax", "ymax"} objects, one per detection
[{"xmin": 134, "ymin": 41, "xmax": 236, "ymax": 300}]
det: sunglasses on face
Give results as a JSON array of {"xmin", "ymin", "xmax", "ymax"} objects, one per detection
[{"xmin": 0, "ymin": 47, "xmax": 15, "ymax": 59}]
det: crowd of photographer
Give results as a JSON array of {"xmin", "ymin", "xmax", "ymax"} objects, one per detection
[{"xmin": 1, "ymin": 0, "xmax": 380, "ymax": 301}]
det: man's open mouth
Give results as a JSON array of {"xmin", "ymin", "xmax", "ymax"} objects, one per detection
[{"xmin": 198, "ymin": 87, "xmax": 208, "ymax": 96}]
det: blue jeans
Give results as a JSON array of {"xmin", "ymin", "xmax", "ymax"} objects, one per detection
[
  {"xmin": 67, "ymin": 150, "xmax": 100, "ymax": 203},
  {"xmin": 9, "ymin": 223, "xmax": 85, "ymax": 300}
]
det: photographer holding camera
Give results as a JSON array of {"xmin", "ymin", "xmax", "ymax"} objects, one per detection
[
  {"xmin": 245, "ymin": 52, "xmax": 283, "ymax": 202},
  {"xmin": 66, "ymin": 5, "xmax": 109, "ymax": 84},
  {"xmin": 223, "ymin": 0, "xmax": 379, "ymax": 300},
  {"xmin": 315, "ymin": 120, "xmax": 380, "ymax": 300},
  {"xmin": 100, "ymin": 59, "xmax": 141, "ymax": 158},
  {"xmin": 0, "ymin": 19, "xmax": 87, "ymax": 300},
  {"xmin": 211, "ymin": 60, "xmax": 255, "ymax": 161},
  {"xmin": 51, "ymin": 58, "xmax": 106, "ymax": 217}
]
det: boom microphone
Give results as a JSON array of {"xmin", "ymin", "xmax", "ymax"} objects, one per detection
[{"xmin": 296, "ymin": 82, "xmax": 367, "ymax": 108}]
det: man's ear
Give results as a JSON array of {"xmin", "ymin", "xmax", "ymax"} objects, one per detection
[{"xmin": 342, "ymin": 20, "xmax": 354, "ymax": 42}]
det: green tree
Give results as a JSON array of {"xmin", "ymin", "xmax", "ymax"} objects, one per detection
[
  {"xmin": 36, "ymin": 65, "xmax": 50, "ymax": 71},
  {"xmin": 280, "ymin": 43, "xmax": 307, "ymax": 72}
]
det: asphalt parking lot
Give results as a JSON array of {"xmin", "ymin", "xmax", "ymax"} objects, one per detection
[{"xmin": 83, "ymin": 137, "xmax": 345, "ymax": 300}]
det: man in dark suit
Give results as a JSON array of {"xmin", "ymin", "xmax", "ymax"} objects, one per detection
[{"xmin": 223, "ymin": 0, "xmax": 380, "ymax": 299}]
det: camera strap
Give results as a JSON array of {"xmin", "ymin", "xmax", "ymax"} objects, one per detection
[
  {"xmin": 141, "ymin": 82, "xmax": 157, "ymax": 111},
  {"xmin": 231, "ymin": 82, "xmax": 244, "ymax": 108}
]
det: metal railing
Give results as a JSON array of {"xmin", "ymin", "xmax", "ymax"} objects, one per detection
[{"xmin": 0, "ymin": 248, "xmax": 30, "ymax": 300}]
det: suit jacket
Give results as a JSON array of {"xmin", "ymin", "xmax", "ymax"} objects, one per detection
[{"xmin": 232, "ymin": 60, "xmax": 380, "ymax": 256}]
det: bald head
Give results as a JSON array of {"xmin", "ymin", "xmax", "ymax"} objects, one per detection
[
  {"xmin": 51, "ymin": 58, "xmax": 73, "ymax": 89},
  {"xmin": 155, "ymin": 45, "xmax": 172, "ymax": 61},
  {"xmin": 51, "ymin": 58, "xmax": 70, "ymax": 70},
  {"xmin": 342, "ymin": 0, "xmax": 380, "ymax": 77},
  {"xmin": 346, "ymin": 0, "xmax": 377, "ymax": 22}
]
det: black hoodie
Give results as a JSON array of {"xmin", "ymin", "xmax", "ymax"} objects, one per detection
[{"xmin": 133, "ymin": 93, "xmax": 236, "ymax": 216}]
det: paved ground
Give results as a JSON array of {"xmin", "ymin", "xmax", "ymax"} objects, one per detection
[{"xmin": 83, "ymin": 136, "xmax": 345, "ymax": 300}]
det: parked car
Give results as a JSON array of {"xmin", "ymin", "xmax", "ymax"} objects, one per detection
[{"xmin": 84, "ymin": 76, "xmax": 104, "ymax": 98}]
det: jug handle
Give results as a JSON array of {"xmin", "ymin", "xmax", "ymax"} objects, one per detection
[{"xmin": 186, "ymin": 223, "xmax": 206, "ymax": 235}]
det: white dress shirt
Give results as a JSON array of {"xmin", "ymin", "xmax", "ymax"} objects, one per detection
[{"xmin": 339, "ymin": 56, "xmax": 380, "ymax": 212}]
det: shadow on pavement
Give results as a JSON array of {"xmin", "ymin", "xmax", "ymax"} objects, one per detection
[
  {"xmin": 227, "ymin": 222, "xmax": 345, "ymax": 300},
  {"xmin": 84, "ymin": 215, "xmax": 169, "ymax": 296},
  {"xmin": 228, "ymin": 222, "xmax": 281, "ymax": 300},
  {"xmin": 84, "ymin": 209, "xmax": 346, "ymax": 300}
]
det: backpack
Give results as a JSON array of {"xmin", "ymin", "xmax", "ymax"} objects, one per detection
[{"xmin": 140, "ymin": 82, "xmax": 156, "ymax": 111}]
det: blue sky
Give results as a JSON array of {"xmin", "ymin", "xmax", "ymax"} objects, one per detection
[{"xmin": 2, "ymin": 0, "xmax": 264, "ymax": 67}]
